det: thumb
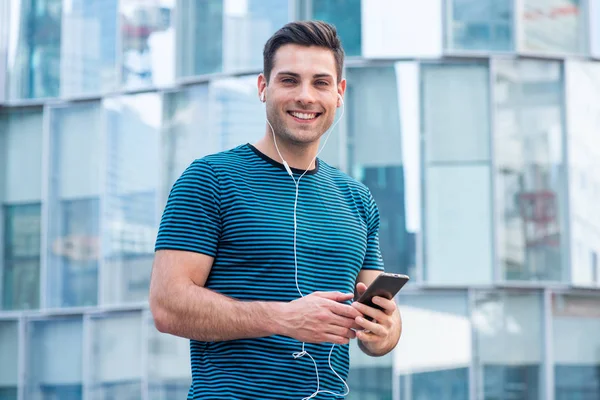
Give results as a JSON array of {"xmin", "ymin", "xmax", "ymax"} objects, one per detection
[{"xmin": 355, "ymin": 282, "xmax": 368, "ymax": 296}]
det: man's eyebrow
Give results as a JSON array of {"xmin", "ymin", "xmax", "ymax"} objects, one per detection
[{"xmin": 275, "ymin": 71, "xmax": 334, "ymax": 80}]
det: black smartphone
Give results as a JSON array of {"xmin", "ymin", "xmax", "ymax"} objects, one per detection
[{"xmin": 356, "ymin": 273, "xmax": 409, "ymax": 310}]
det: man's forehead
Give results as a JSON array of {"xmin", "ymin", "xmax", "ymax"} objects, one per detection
[{"xmin": 271, "ymin": 44, "xmax": 337, "ymax": 77}]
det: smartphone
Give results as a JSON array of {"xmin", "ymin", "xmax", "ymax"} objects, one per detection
[{"xmin": 356, "ymin": 273, "xmax": 409, "ymax": 310}]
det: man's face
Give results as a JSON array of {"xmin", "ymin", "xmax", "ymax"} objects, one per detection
[{"xmin": 259, "ymin": 44, "xmax": 345, "ymax": 146}]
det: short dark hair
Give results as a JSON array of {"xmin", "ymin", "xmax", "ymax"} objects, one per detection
[{"xmin": 263, "ymin": 20, "xmax": 345, "ymax": 84}]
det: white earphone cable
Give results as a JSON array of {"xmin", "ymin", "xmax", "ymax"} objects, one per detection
[{"xmin": 264, "ymin": 92, "xmax": 348, "ymax": 399}]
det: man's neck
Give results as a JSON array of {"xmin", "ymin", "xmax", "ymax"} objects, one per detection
[{"xmin": 253, "ymin": 133, "xmax": 320, "ymax": 171}]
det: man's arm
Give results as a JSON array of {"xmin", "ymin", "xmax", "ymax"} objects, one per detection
[
  {"xmin": 149, "ymin": 249, "xmax": 362, "ymax": 344},
  {"xmin": 353, "ymin": 269, "xmax": 402, "ymax": 357}
]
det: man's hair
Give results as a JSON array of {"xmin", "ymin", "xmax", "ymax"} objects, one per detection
[{"xmin": 263, "ymin": 20, "xmax": 345, "ymax": 84}]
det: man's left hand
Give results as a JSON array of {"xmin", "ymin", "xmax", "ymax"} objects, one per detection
[{"xmin": 351, "ymin": 282, "xmax": 401, "ymax": 356}]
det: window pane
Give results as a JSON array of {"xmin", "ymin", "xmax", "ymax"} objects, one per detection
[
  {"xmin": 447, "ymin": 0, "xmax": 513, "ymax": 51},
  {"xmin": 177, "ymin": 0, "xmax": 289, "ymax": 77},
  {"xmin": 348, "ymin": 336, "xmax": 393, "ymax": 399},
  {"xmin": 312, "ymin": 0, "xmax": 361, "ymax": 56},
  {"xmin": 26, "ymin": 318, "xmax": 83, "ymax": 400},
  {"xmin": 473, "ymin": 291, "xmax": 544, "ymax": 400},
  {"xmin": 2, "ymin": 205, "xmax": 41, "ymax": 310},
  {"xmin": 7, "ymin": 0, "xmax": 62, "ymax": 99},
  {"xmin": 346, "ymin": 66, "xmax": 416, "ymax": 277},
  {"xmin": 396, "ymin": 293, "xmax": 470, "ymax": 400},
  {"xmin": 0, "ymin": 1, "xmax": 8, "ymax": 103},
  {"xmin": 494, "ymin": 59, "xmax": 567, "ymax": 282},
  {"xmin": 161, "ymin": 85, "xmax": 213, "ymax": 206},
  {"xmin": 121, "ymin": 0, "xmax": 174, "ymax": 89},
  {"xmin": 592, "ymin": 1, "xmax": 600, "ymax": 57},
  {"xmin": 564, "ymin": 61, "xmax": 600, "ymax": 286},
  {"xmin": 47, "ymin": 103, "xmax": 102, "ymax": 307},
  {"xmin": 422, "ymin": 64, "xmax": 490, "ymax": 163},
  {"xmin": 0, "ymin": 321, "xmax": 18, "ymax": 400},
  {"xmin": 148, "ymin": 316, "xmax": 191, "ymax": 400},
  {"xmin": 522, "ymin": 0, "xmax": 585, "ymax": 54},
  {"xmin": 90, "ymin": 313, "xmax": 142, "ymax": 400},
  {"xmin": 552, "ymin": 294, "xmax": 600, "ymax": 399},
  {"xmin": 60, "ymin": 0, "xmax": 118, "ymax": 96},
  {"xmin": 102, "ymin": 94, "xmax": 160, "ymax": 305},
  {"xmin": 426, "ymin": 166, "xmax": 493, "ymax": 284}
]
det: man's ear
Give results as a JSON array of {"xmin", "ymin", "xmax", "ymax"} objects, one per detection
[{"xmin": 257, "ymin": 73, "xmax": 268, "ymax": 102}]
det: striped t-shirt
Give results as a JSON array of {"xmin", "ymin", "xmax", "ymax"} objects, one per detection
[{"xmin": 155, "ymin": 143, "xmax": 384, "ymax": 399}]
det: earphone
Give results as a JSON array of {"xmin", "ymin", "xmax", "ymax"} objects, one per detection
[{"xmin": 262, "ymin": 88, "xmax": 348, "ymax": 399}]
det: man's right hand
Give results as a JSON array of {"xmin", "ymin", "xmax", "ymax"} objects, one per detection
[{"xmin": 276, "ymin": 291, "xmax": 363, "ymax": 345}]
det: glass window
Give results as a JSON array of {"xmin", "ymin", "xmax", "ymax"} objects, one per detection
[
  {"xmin": 494, "ymin": 59, "xmax": 567, "ymax": 282},
  {"xmin": 148, "ymin": 315, "xmax": 191, "ymax": 399},
  {"xmin": 0, "ymin": 321, "xmax": 18, "ymax": 400},
  {"xmin": 60, "ymin": 0, "xmax": 119, "ymax": 96},
  {"xmin": 396, "ymin": 293, "xmax": 470, "ymax": 400},
  {"xmin": 0, "ymin": 108, "xmax": 43, "ymax": 310},
  {"xmin": 47, "ymin": 103, "xmax": 102, "ymax": 307},
  {"xmin": 312, "ymin": 0, "xmax": 362, "ymax": 56},
  {"xmin": 177, "ymin": 0, "xmax": 289, "ymax": 77},
  {"xmin": 552, "ymin": 294, "xmax": 600, "ymax": 399},
  {"xmin": 25, "ymin": 318, "xmax": 83, "ymax": 400},
  {"xmin": 521, "ymin": 0, "xmax": 586, "ymax": 55},
  {"xmin": 7, "ymin": 0, "xmax": 119, "ymax": 99},
  {"xmin": 90, "ymin": 312, "xmax": 143, "ymax": 400},
  {"xmin": 102, "ymin": 94, "xmax": 161, "ymax": 305},
  {"xmin": 161, "ymin": 84, "xmax": 213, "ymax": 206},
  {"xmin": 473, "ymin": 291, "xmax": 544, "ymax": 399},
  {"xmin": 447, "ymin": 0, "xmax": 514, "ymax": 51},
  {"xmin": 564, "ymin": 61, "xmax": 600, "ymax": 286},
  {"xmin": 120, "ymin": 0, "xmax": 174, "ymax": 89},
  {"xmin": 592, "ymin": 0, "xmax": 600, "ymax": 57},
  {"xmin": 348, "ymin": 338, "xmax": 393, "ymax": 400},
  {"xmin": 422, "ymin": 63, "xmax": 493, "ymax": 284},
  {"xmin": 0, "ymin": 1, "xmax": 8, "ymax": 103},
  {"xmin": 345, "ymin": 66, "xmax": 417, "ymax": 277}
]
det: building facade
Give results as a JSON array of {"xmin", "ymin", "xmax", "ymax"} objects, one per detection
[{"xmin": 1, "ymin": 0, "xmax": 599, "ymax": 399}]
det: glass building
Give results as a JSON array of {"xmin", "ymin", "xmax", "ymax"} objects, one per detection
[{"xmin": 1, "ymin": 0, "xmax": 599, "ymax": 399}]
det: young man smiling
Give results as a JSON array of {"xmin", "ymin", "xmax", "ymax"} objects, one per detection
[{"xmin": 149, "ymin": 21, "xmax": 402, "ymax": 399}]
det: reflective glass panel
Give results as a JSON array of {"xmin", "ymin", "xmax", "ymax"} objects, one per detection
[
  {"xmin": 552, "ymin": 294, "xmax": 600, "ymax": 399},
  {"xmin": 473, "ymin": 291, "xmax": 544, "ymax": 399},
  {"xmin": 25, "ymin": 318, "xmax": 83, "ymax": 400},
  {"xmin": 493, "ymin": 59, "xmax": 567, "ymax": 282},
  {"xmin": 47, "ymin": 103, "xmax": 102, "ymax": 307},
  {"xmin": 0, "ymin": 321, "xmax": 18, "ymax": 400},
  {"xmin": 312, "ymin": 0, "xmax": 362, "ymax": 56},
  {"xmin": 397, "ymin": 293, "xmax": 470, "ymax": 400}
]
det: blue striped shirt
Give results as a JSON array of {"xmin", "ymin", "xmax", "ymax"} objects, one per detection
[{"xmin": 155, "ymin": 144, "xmax": 384, "ymax": 399}]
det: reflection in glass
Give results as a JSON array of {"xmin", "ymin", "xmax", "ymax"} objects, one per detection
[
  {"xmin": 422, "ymin": 63, "xmax": 493, "ymax": 284},
  {"xmin": 60, "ymin": 0, "xmax": 119, "ymax": 96},
  {"xmin": 0, "ymin": 322, "xmax": 18, "ymax": 400},
  {"xmin": 494, "ymin": 59, "xmax": 566, "ymax": 282},
  {"xmin": 102, "ymin": 94, "xmax": 161, "ymax": 305},
  {"xmin": 162, "ymin": 84, "xmax": 213, "ymax": 206},
  {"xmin": 552, "ymin": 294, "xmax": 600, "ymax": 399},
  {"xmin": 346, "ymin": 67, "xmax": 415, "ymax": 276},
  {"xmin": 0, "ymin": 108, "xmax": 43, "ymax": 310},
  {"xmin": 120, "ymin": 0, "xmax": 174, "ymax": 89},
  {"xmin": 396, "ymin": 293, "xmax": 470, "ymax": 399},
  {"xmin": 522, "ymin": 0, "xmax": 585, "ymax": 54},
  {"xmin": 447, "ymin": 0, "xmax": 513, "ymax": 51},
  {"xmin": 26, "ymin": 318, "xmax": 83, "ymax": 400},
  {"xmin": 473, "ymin": 291, "xmax": 543, "ymax": 399},
  {"xmin": 148, "ymin": 316, "xmax": 191, "ymax": 399},
  {"xmin": 47, "ymin": 103, "xmax": 102, "ymax": 307},
  {"xmin": 312, "ymin": 0, "xmax": 362, "ymax": 56},
  {"xmin": 348, "ymin": 337, "xmax": 393, "ymax": 400},
  {"xmin": 564, "ymin": 61, "xmax": 600, "ymax": 286},
  {"xmin": 177, "ymin": 0, "xmax": 288, "ymax": 77},
  {"xmin": 90, "ymin": 313, "xmax": 142, "ymax": 400}
]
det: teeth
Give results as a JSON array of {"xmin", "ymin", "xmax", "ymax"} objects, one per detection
[{"xmin": 290, "ymin": 112, "xmax": 317, "ymax": 120}]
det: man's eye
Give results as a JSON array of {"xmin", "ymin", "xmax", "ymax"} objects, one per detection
[
  {"xmin": 316, "ymin": 81, "xmax": 329, "ymax": 86},
  {"xmin": 282, "ymin": 78, "xmax": 296, "ymax": 84}
]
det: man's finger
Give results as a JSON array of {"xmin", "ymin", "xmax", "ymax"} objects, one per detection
[
  {"xmin": 313, "ymin": 291, "xmax": 354, "ymax": 301},
  {"xmin": 329, "ymin": 301, "xmax": 362, "ymax": 319},
  {"xmin": 351, "ymin": 301, "xmax": 387, "ymax": 321},
  {"xmin": 372, "ymin": 296, "xmax": 397, "ymax": 315},
  {"xmin": 355, "ymin": 316, "xmax": 386, "ymax": 337},
  {"xmin": 355, "ymin": 282, "xmax": 368, "ymax": 296}
]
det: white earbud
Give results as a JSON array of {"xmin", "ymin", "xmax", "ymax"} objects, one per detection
[
  {"xmin": 337, "ymin": 93, "xmax": 343, "ymax": 106},
  {"xmin": 260, "ymin": 91, "xmax": 265, "ymax": 102}
]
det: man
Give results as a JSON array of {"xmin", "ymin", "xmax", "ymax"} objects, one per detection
[{"xmin": 149, "ymin": 20, "xmax": 402, "ymax": 399}]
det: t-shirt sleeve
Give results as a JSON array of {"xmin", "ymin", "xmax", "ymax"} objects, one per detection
[
  {"xmin": 154, "ymin": 159, "xmax": 221, "ymax": 257},
  {"xmin": 362, "ymin": 192, "xmax": 385, "ymax": 271}
]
